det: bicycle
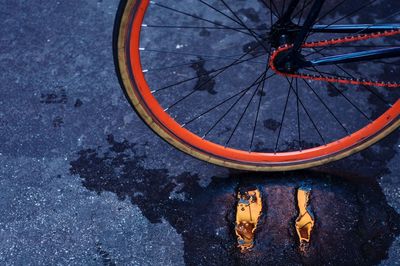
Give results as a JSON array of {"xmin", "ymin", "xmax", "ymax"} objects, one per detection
[{"xmin": 114, "ymin": 0, "xmax": 400, "ymax": 171}]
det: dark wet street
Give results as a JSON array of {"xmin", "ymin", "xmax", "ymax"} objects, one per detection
[{"xmin": 1, "ymin": 0, "xmax": 400, "ymax": 265}]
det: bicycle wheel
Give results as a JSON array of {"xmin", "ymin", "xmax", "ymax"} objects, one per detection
[{"xmin": 114, "ymin": 0, "xmax": 400, "ymax": 171}]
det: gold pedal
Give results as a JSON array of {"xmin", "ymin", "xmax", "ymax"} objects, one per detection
[
  {"xmin": 235, "ymin": 187, "xmax": 262, "ymax": 252},
  {"xmin": 295, "ymin": 187, "xmax": 315, "ymax": 250}
]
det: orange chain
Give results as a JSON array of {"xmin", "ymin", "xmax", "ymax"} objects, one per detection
[{"xmin": 269, "ymin": 29, "xmax": 400, "ymax": 88}]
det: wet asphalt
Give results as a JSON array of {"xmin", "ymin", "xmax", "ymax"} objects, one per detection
[{"xmin": 1, "ymin": 0, "xmax": 400, "ymax": 265}]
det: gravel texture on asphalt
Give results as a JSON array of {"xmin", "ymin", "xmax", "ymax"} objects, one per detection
[{"xmin": 1, "ymin": 0, "xmax": 400, "ymax": 265}]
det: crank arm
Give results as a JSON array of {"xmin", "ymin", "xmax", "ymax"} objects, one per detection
[{"xmin": 301, "ymin": 47, "xmax": 400, "ymax": 67}]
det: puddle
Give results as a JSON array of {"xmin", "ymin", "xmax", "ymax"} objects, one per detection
[
  {"xmin": 235, "ymin": 187, "xmax": 262, "ymax": 252},
  {"xmin": 70, "ymin": 137, "xmax": 400, "ymax": 265},
  {"xmin": 295, "ymin": 187, "xmax": 315, "ymax": 252}
]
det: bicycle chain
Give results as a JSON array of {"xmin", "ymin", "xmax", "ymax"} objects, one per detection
[{"xmin": 269, "ymin": 29, "xmax": 400, "ymax": 88}]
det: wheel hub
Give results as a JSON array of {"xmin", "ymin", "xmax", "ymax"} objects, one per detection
[
  {"xmin": 272, "ymin": 48, "xmax": 307, "ymax": 73},
  {"xmin": 269, "ymin": 20, "xmax": 300, "ymax": 48},
  {"xmin": 269, "ymin": 21, "xmax": 304, "ymax": 73}
]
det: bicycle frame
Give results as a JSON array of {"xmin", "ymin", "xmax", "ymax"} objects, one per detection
[{"xmin": 279, "ymin": 0, "xmax": 400, "ymax": 68}]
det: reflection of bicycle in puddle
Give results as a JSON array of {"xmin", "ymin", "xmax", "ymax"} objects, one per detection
[
  {"xmin": 235, "ymin": 186, "xmax": 314, "ymax": 253},
  {"xmin": 227, "ymin": 173, "xmax": 400, "ymax": 264}
]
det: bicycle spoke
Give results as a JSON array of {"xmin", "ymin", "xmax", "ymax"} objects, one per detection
[
  {"xmin": 225, "ymin": 70, "xmax": 269, "ymax": 147},
  {"xmin": 249, "ymin": 54, "xmax": 273, "ymax": 152},
  {"xmin": 154, "ymin": 52, "xmax": 266, "ymax": 94},
  {"xmin": 314, "ymin": 50, "xmax": 392, "ymax": 107},
  {"xmin": 259, "ymin": 0, "xmax": 280, "ymax": 19},
  {"xmin": 309, "ymin": 9, "xmax": 400, "ymax": 55},
  {"xmin": 295, "ymin": 0, "xmax": 310, "ymax": 25},
  {"xmin": 143, "ymin": 25, "xmax": 265, "ymax": 31},
  {"xmin": 142, "ymin": 48, "xmax": 250, "ymax": 60},
  {"xmin": 295, "ymin": 79, "xmax": 301, "ymax": 150},
  {"xmin": 275, "ymin": 78, "xmax": 292, "ymax": 152},
  {"xmin": 220, "ymin": 0, "xmax": 270, "ymax": 52},
  {"xmin": 281, "ymin": 0, "xmax": 287, "ymax": 17},
  {"xmin": 145, "ymin": 53, "xmax": 267, "ymax": 73},
  {"xmin": 165, "ymin": 42, "xmax": 267, "ymax": 110},
  {"xmin": 313, "ymin": 0, "xmax": 347, "ymax": 25},
  {"xmin": 198, "ymin": 0, "xmax": 247, "ymax": 30},
  {"xmin": 302, "ymin": 79, "xmax": 349, "ymax": 135},
  {"xmin": 269, "ymin": 0, "xmax": 274, "ymax": 27},
  {"xmin": 269, "ymin": 0, "xmax": 282, "ymax": 19},
  {"xmin": 309, "ymin": 0, "xmax": 379, "ymax": 35},
  {"xmin": 286, "ymin": 77, "xmax": 325, "ymax": 145},
  {"xmin": 202, "ymin": 71, "xmax": 269, "ymax": 139},
  {"xmin": 145, "ymin": 57, "xmax": 234, "ymax": 73},
  {"xmin": 292, "ymin": 0, "xmax": 325, "ymax": 53},
  {"xmin": 182, "ymin": 73, "xmax": 276, "ymax": 127},
  {"xmin": 249, "ymin": 78, "xmax": 268, "ymax": 152},
  {"xmin": 151, "ymin": 1, "xmax": 253, "ymax": 36},
  {"xmin": 310, "ymin": 66, "xmax": 372, "ymax": 121}
]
